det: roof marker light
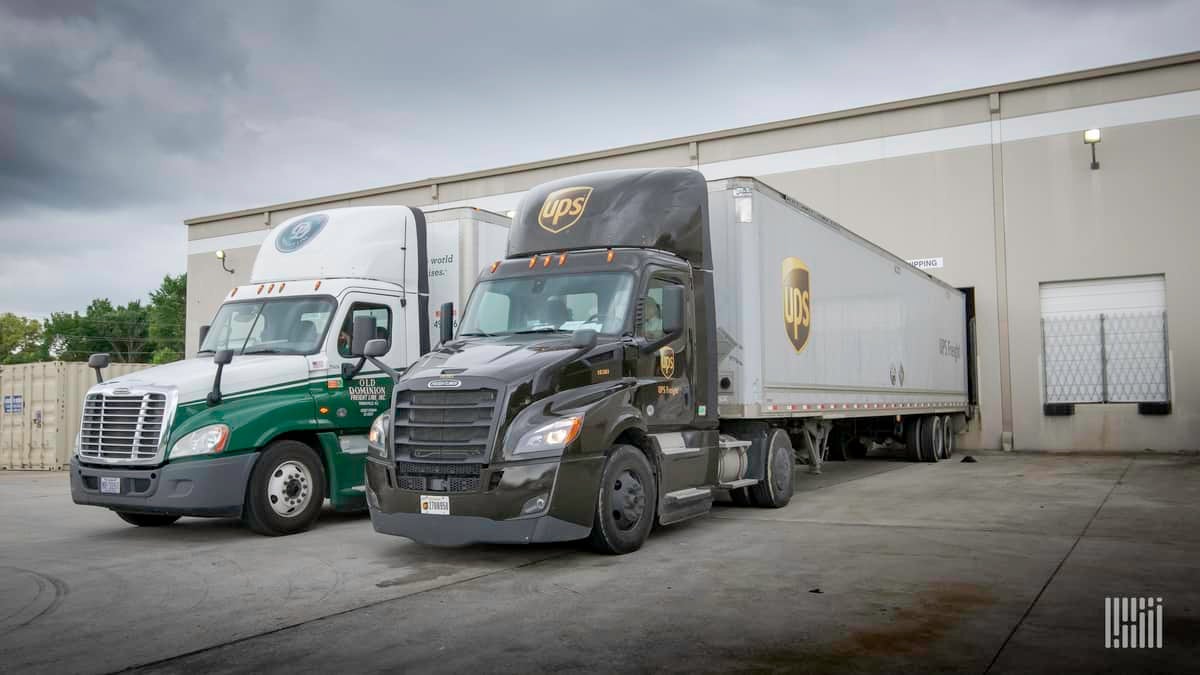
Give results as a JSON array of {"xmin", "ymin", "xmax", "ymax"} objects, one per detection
[
  {"xmin": 529, "ymin": 255, "xmax": 537, "ymax": 269},
  {"xmin": 230, "ymin": 288, "xmax": 238, "ymax": 297},
  {"xmin": 543, "ymin": 256, "xmax": 551, "ymax": 267},
  {"xmin": 606, "ymin": 249, "xmax": 615, "ymax": 263},
  {"xmin": 314, "ymin": 280, "xmax": 322, "ymax": 290},
  {"xmin": 267, "ymin": 283, "xmax": 275, "ymax": 293},
  {"xmin": 491, "ymin": 260, "xmax": 501, "ymax": 273},
  {"xmin": 257, "ymin": 284, "xmax": 264, "ymax": 295},
  {"xmin": 558, "ymin": 253, "xmax": 567, "ymax": 265},
  {"xmin": 278, "ymin": 282, "xmax": 285, "ymax": 293}
]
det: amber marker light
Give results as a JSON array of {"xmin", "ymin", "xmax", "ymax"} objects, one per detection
[
  {"xmin": 490, "ymin": 260, "xmax": 501, "ymax": 273},
  {"xmin": 529, "ymin": 255, "xmax": 537, "ymax": 269},
  {"xmin": 606, "ymin": 249, "xmax": 615, "ymax": 263},
  {"xmin": 558, "ymin": 252, "xmax": 567, "ymax": 265},
  {"xmin": 230, "ymin": 288, "xmax": 238, "ymax": 297},
  {"xmin": 256, "ymin": 284, "xmax": 264, "ymax": 294},
  {"xmin": 267, "ymin": 283, "xmax": 275, "ymax": 293},
  {"xmin": 278, "ymin": 282, "xmax": 286, "ymax": 292},
  {"xmin": 314, "ymin": 280, "xmax": 322, "ymax": 290},
  {"xmin": 543, "ymin": 256, "xmax": 551, "ymax": 267}
]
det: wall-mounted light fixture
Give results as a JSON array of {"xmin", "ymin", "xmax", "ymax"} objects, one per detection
[
  {"xmin": 1083, "ymin": 128, "xmax": 1101, "ymax": 170},
  {"xmin": 215, "ymin": 249, "xmax": 235, "ymax": 274}
]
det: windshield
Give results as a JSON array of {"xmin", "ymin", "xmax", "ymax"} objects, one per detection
[
  {"xmin": 199, "ymin": 297, "xmax": 336, "ymax": 355},
  {"xmin": 458, "ymin": 272, "xmax": 635, "ymax": 337}
]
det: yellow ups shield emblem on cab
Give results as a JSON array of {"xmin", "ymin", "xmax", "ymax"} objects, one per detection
[
  {"xmin": 782, "ymin": 257, "xmax": 812, "ymax": 353},
  {"xmin": 659, "ymin": 346, "xmax": 676, "ymax": 378},
  {"xmin": 538, "ymin": 186, "xmax": 593, "ymax": 233}
]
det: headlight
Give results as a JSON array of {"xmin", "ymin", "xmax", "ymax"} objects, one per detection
[
  {"xmin": 368, "ymin": 413, "xmax": 391, "ymax": 458},
  {"xmin": 513, "ymin": 416, "xmax": 582, "ymax": 455},
  {"xmin": 170, "ymin": 424, "xmax": 230, "ymax": 459}
]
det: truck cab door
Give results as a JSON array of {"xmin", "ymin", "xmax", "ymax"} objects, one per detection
[
  {"xmin": 636, "ymin": 273, "xmax": 694, "ymax": 430},
  {"xmin": 316, "ymin": 293, "xmax": 403, "ymax": 433}
]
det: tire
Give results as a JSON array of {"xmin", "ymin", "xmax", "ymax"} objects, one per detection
[
  {"xmin": 116, "ymin": 512, "xmax": 180, "ymax": 527},
  {"xmin": 904, "ymin": 417, "xmax": 923, "ymax": 462},
  {"xmin": 243, "ymin": 440, "xmax": 326, "ymax": 536},
  {"xmin": 748, "ymin": 428, "xmax": 794, "ymax": 508},
  {"xmin": 589, "ymin": 445, "xmax": 657, "ymax": 555},
  {"xmin": 920, "ymin": 415, "xmax": 943, "ymax": 463},
  {"xmin": 941, "ymin": 415, "xmax": 955, "ymax": 459}
]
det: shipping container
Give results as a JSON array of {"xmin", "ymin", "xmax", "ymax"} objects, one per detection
[{"xmin": 0, "ymin": 362, "xmax": 153, "ymax": 470}]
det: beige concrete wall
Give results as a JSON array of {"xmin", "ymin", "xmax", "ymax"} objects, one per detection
[
  {"xmin": 1001, "ymin": 114, "xmax": 1200, "ymax": 450},
  {"xmin": 183, "ymin": 55, "xmax": 1200, "ymax": 451}
]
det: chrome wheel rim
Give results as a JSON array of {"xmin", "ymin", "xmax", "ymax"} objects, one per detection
[{"xmin": 267, "ymin": 460, "xmax": 312, "ymax": 518}]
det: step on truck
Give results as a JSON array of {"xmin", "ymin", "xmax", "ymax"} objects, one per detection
[
  {"xmin": 70, "ymin": 206, "xmax": 509, "ymax": 535},
  {"xmin": 357, "ymin": 169, "xmax": 969, "ymax": 553}
]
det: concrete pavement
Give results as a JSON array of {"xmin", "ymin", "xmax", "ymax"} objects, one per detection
[{"xmin": 1, "ymin": 452, "xmax": 1197, "ymax": 673}]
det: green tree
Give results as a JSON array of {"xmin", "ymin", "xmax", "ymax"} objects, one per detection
[
  {"xmin": 0, "ymin": 313, "xmax": 46, "ymax": 363},
  {"xmin": 147, "ymin": 274, "xmax": 186, "ymax": 364},
  {"xmin": 43, "ymin": 299, "xmax": 152, "ymax": 363}
]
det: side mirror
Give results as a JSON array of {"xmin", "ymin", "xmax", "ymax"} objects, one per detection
[
  {"xmin": 198, "ymin": 324, "xmax": 211, "ymax": 348},
  {"xmin": 351, "ymin": 315, "xmax": 377, "ymax": 357},
  {"xmin": 207, "ymin": 350, "xmax": 234, "ymax": 405},
  {"xmin": 364, "ymin": 338, "xmax": 389, "ymax": 358},
  {"xmin": 570, "ymin": 329, "xmax": 598, "ymax": 351},
  {"xmin": 88, "ymin": 353, "xmax": 110, "ymax": 384},
  {"xmin": 661, "ymin": 286, "xmax": 684, "ymax": 338},
  {"xmin": 439, "ymin": 302, "xmax": 455, "ymax": 345}
]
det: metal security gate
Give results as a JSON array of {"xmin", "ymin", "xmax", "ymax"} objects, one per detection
[{"xmin": 1041, "ymin": 311, "xmax": 1170, "ymax": 404}]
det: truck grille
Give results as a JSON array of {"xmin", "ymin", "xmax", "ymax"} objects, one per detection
[
  {"xmin": 79, "ymin": 391, "xmax": 171, "ymax": 463},
  {"xmin": 394, "ymin": 462, "xmax": 483, "ymax": 493},
  {"xmin": 393, "ymin": 388, "xmax": 497, "ymax": 460}
]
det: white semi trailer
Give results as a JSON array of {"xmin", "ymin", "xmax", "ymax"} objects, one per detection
[{"xmin": 359, "ymin": 169, "xmax": 970, "ymax": 553}]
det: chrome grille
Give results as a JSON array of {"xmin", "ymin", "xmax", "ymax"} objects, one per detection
[
  {"xmin": 79, "ymin": 390, "xmax": 173, "ymax": 463},
  {"xmin": 393, "ymin": 388, "xmax": 497, "ymax": 459}
]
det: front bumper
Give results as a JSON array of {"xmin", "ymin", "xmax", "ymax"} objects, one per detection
[
  {"xmin": 365, "ymin": 457, "xmax": 598, "ymax": 545},
  {"xmin": 70, "ymin": 453, "xmax": 259, "ymax": 518}
]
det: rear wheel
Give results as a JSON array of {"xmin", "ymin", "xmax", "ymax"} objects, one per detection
[
  {"xmin": 920, "ymin": 415, "xmax": 943, "ymax": 463},
  {"xmin": 116, "ymin": 512, "xmax": 180, "ymax": 527},
  {"xmin": 904, "ymin": 417, "xmax": 924, "ymax": 462},
  {"xmin": 243, "ymin": 440, "xmax": 326, "ymax": 536},
  {"xmin": 589, "ymin": 445, "xmax": 657, "ymax": 555},
  {"xmin": 748, "ymin": 429, "xmax": 794, "ymax": 508}
]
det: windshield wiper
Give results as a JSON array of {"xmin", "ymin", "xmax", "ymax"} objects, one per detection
[
  {"xmin": 514, "ymin": 327, "xmax": 570, "ymax": 334},
  {"xmin": 459, "ymin": 331, "xmax": 497, "ymax": 337},
  {"xmin": 242, "ymin": 348, "xmax": 288, "ymax": 355}
]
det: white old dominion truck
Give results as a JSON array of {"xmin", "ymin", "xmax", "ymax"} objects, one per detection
[{"xmin": 70, "ymin": 206, "xmax": 509, "ymax": 535}]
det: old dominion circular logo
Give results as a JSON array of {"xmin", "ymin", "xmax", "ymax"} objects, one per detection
[{"xmin": 275, "ymin": 214, "xmax": 328, "ymax": 253}]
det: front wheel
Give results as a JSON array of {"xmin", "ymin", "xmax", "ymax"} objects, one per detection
[
  {"xmin": 116, "ymin": 512, "xmax": 180, "ymax": 527},
  {"xmin": 243, "ymin": 441, "xmax": 326, "ymax": 536},
  {"xmin": 589, "ymin": 445, "xmax": 657, "ymax": 555}
]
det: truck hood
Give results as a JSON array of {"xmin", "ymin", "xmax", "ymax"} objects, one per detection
[
  {"xmin": 405, "ymin": 335, "xmax": 596, "ymax": 382},
  {"xmin": 101, "ymin": 355, "xmax": 313, "ymax": 406}
]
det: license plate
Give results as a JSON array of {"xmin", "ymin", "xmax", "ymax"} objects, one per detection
[
  {"xmin": 100, "ymin": 476, "xmax": 121, "ymax": 494},
  {"xmin": 420, "ymin": 495, "xmax": 449, "ymax": 515}
]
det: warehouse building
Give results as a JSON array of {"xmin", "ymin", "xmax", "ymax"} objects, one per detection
[{"xmin": 185, "ymin": 52, "xmax": 1200, "ymax": 452}]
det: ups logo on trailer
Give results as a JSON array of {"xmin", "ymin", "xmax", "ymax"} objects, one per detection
[
  {"xmin": 781, "ymin": 257, "xmax": 812, "ymax": 353},
  {"xmin": 538, "ymin": 186, "xmax": 593, "ymax": 233}
]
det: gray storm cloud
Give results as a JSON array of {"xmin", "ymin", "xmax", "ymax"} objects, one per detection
[{"xmin": 1, "ymin": 0, "xmax": 1198, "ymax": 317}]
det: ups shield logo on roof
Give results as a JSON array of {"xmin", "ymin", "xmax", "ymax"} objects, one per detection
[
  {"xmin": 782, "ymin": 257, "xmax": 812, "ymax": 353},
  {"xmin": 538, "ymin": 186, "xmax": 593, "ymax": 233}
]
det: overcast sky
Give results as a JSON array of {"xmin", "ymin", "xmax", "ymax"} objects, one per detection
[{"xmin": 1, "ymin": 0, "xmax": 1198, "ymax": 318}]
